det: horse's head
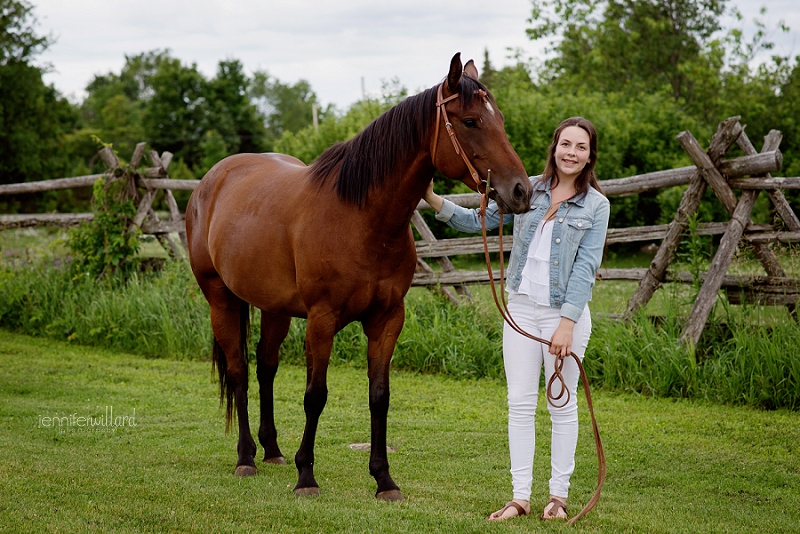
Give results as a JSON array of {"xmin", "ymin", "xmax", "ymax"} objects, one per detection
[{"xmin": 431, "ymin": 53, "xmax": 532, "ymax": 214}]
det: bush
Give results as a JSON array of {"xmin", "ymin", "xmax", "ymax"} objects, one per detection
[{"xmin": 66, "ymin": 174, "xmax": 140, "ymax": 279}]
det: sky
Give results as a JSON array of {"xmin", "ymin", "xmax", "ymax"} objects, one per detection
[{"xmin": 31, "ymin": 0, "xmax": 800, "ymax": 110}]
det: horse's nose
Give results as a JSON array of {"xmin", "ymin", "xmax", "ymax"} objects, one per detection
[{"xmin": 514, "ymin": 182, "xmax": 531, "ymax": 207}]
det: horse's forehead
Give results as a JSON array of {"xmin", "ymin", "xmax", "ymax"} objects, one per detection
[{"xmin": 484, "ymin": 100, "xmax": 495, "ymax": 115}]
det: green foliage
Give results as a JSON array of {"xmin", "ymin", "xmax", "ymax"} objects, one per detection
[
  {"xmin": 77, "ymin": 52, "xmax": 273, "ymax": 174},
  {"xmin": 0, "ymin": 61, "xmax": 78, "ymax": 183},
  {"xmin": 250, "ymin": 70, "xmax": 320, "ymax": 148},
  {"xmin": 0, "ymin": 1, "xmax": 78, "ymax": 188},
  {"xmin": 0, "ymin": 260, "xmax": 208, "ymax": 358},
  {"xmin": 78, "ymin": 50, "xmax": 162, "ymax": 160},
  {"xmin": 677, "ymin": 212, "xmax": 712, "ymax": 291},
  {"xmin": 66, "ymin": 172, "xmax": 140, "ymax": 279},
  {"xmin": 193, "ymin": 129, "xmax": 229, "ymax": 179},
  {"xmin": 0, "ymin": 0, "xmax": 50, "ymax": 64},
  {"xmin": 142, "ymin": 57, "xmax": 209, "ymax": 166},
  {"xmin": 205, "ymin": 59, "xmax": 268, "ymax": 155},
  {"xmin": 585, "ymin": 310, "xmax": 800, "ymax": 410},
  {"xmin": 525, "ymin": 0, "xmax": 771, "ymax": 121},
  {"xmin": 274, "ymin": 82, "xmax": 407, "ymax": 164}
]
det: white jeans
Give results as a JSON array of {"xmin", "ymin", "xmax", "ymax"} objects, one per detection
[{"xmin": 502, "ymin": 294, "xmax": 592, "ymax": 500}]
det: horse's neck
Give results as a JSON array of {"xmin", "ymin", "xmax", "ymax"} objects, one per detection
[{"xmin": 365, "ymin": 155, "xmax": 433, "ymax": 236}]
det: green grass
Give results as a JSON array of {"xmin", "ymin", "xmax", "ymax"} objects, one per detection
[{"xmin": 1, "ymin": 329, "xmax": 798, "ymax": 533}]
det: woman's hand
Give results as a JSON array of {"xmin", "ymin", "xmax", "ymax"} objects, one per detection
[
  {"xmin": 549, "ymin": 318, "xmax": 575, "ymax": 357},
  {"xmin": 424, "ymin": 180, "xmax": 444, "ymax": 213}
]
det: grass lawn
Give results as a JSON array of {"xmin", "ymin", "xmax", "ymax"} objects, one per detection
[{"xmin": 1, "ymin": 329, "xmax": 798, "ymax": 533}]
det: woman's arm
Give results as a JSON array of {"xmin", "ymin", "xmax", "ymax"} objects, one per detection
[
  {"xmin": 423, "ymin": 180, "xmax": 445, "ymax": 213},
  {"xmin": 425, "ymin": 180, "xmax": 513, "ymax": 234}
]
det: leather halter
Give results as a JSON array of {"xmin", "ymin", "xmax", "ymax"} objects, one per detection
[{"xmin": 431, "ymin": 82, "xmax": 487, "ymax": 191}]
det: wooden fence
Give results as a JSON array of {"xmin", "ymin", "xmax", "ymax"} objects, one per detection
[{"xmin": 2, "ymin": 117, "xmax": 799, "ymax": 344}]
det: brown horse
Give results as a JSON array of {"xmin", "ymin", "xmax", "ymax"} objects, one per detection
[{"xmin": 185, "ymin": 53, "xmax": 532, "ymax": 501}]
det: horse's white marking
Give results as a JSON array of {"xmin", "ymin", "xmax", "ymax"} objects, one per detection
[{"xmin": 485, "ymin": 101, "xmax": 495, "ymax": 114}]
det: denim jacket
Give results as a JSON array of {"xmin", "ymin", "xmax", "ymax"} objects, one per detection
[{"xmin": 435, "ymin": 175, "xmax": 610, "ymax": 323}]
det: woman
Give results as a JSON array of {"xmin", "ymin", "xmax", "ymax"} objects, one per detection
[{"xmin": 424, "ymin": 117, "xmax": 610, "ymax": 521}]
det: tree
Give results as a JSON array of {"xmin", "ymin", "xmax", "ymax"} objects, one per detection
[
  {"xmin": 0, "ymin": 0, "xmax": 49, "ymax": 64},
  {"xmin": 141, "ymin": 57, "xmax": 209, "ymax": 168},
  {"xmin": 528, "ymin": 0, "xmax": 726, "ymax": 106},
  {"xmin": 480, "ymin": 48, "xmax": 497, "ymax": 89},
  {"xmin": 0, "ymin": 0, "xmax": 78, "ymax": 187},
  {"xmin": 250, "ymin": 71, "xmax": 319, "ymax": 147},
  {"xmin": 206, "ymin": 59, "xmax": 267, "ymax": 155}
]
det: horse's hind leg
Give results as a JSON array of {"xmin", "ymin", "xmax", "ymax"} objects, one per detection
[
  {"xmin": 256, "ymin": 311, "xmax": 291, "ymax": 464},
  {"xmin": 363, "ymin": 303, "xmax": 406, "ymax": 501},
  {"xmin": 204, "ymin": 282, "xmax": 257, "ymax": 476},
  {"xmin": 293, "ymin": 312, "xmax": 337, "ymax": 496}
]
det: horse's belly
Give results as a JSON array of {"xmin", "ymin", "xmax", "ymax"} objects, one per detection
[{"xmin": 210, "ymin": 226, "xmax": 306, "ymax": 316}]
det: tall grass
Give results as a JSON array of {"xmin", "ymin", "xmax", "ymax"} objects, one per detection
[
  {"xmin": 1, "ymin": 258, "xmax": 798, "ymax": 410},
  {"xmin": 585, "ymin": 311, "xmax": 800, "ymax": 410},
  {"xmin": 0, "ymin": 260, "xmax": 211, "ymax": 358},
  {"xmin": 0, "ymin": 260, "xmax": 504, "ymax": 378}
]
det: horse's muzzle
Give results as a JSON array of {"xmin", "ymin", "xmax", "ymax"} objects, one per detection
[{"xmin": 491, "ymin": 180, "xmax": 532, "ymax": 215}]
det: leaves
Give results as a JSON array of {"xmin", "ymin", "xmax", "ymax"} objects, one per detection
[
  {"xmin": 66, "ymin": 173, "xmax": 140, "ymax": 279},
  {"xmin": 0, "ymin": 0, "xmax": 50, "ymax": 65}
]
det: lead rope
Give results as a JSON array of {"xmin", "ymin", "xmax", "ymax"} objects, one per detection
[{"xmin": 479, "ymin": 178, "xmax": 606, "ymax": 525}]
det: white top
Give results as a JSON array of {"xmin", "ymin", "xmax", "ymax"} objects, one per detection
[{"xmin": 515, "ymin": 217, "xmax": 554, "ymax": 305}]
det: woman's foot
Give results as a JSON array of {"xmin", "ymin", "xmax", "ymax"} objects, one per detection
[
  {"xmin": 541, "ymin": 496, "xmax": 568, "ymax": 520},
  {"xmin": 487, "ymin": 499, "xmax": 530, "ymax": 521}
]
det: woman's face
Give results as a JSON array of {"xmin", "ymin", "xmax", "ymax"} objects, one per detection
[{"xmin": 553, "ymin": 125, "xmax": 591, "ymax": 181}]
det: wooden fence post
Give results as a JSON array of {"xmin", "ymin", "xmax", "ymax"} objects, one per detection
[
  {"xmin": 626, "ymin": 117, "xmax": 743, "ymax": 315},
  {"xmin": 411, "ymin": 211, "xmax": 472, "ymax": 302}
]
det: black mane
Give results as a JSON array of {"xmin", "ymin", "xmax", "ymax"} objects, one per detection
[{"xmin": 309, "ymin": 76, "xmax": 492, "ymax": 206}]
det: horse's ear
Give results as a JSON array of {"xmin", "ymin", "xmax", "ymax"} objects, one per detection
[
  {"xmin": 446, "ymin": 52, "xmax": 463, "ymax": 93},
  {"xmin": 464, "ymin": 59, "xmax": 479, "ymax": 80}
]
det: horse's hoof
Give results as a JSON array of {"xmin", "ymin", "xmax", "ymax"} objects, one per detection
[
  {"xmin": 234, "ymin": 465, "xmax": 258, "ymax": 477},
  {"xmin": 293, "ymin": 486, "xmax": 321, "ymax": 497},
  {"xmin": 264, "ymin": 456, "xmax": 287, "ymax": 465},
  {"xmin": 376, "ymin": 489, "xmax": 404, "ymax": 502}
]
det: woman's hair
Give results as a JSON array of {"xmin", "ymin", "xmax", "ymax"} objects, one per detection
[{"xmin": 540, "ymin": 116, "xmax": 605, "ymax": 198}]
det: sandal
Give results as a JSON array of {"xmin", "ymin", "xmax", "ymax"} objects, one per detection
[
  {"xmin": 541, "ymin": 497, "xmax": 568, "ymax": 520},
  {"xmin": 487, "ymin": 500, "xmax": 529, "ymax": 521}
]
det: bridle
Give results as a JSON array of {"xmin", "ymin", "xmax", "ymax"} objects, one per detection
[
  {"xmin": 430, "ymin": 80, "xmax": 606, "ymax": 525},
  {"xmin": 431, "ymin": 82, "xmax": 486, "ymax": 192}
]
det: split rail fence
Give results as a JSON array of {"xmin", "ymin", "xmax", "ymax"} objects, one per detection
[{"xmin": 2, "ymin": 117, "xmax": 799, "ymax": 345}]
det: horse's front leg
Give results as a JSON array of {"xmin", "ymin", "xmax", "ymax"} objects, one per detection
[
  {"xmin": 293, "ymin": 313, "xmax": 336, "ymax": 496},
  {"xmin": 363, "ymin": 303, "xmax": 405, "ymax": 501}
]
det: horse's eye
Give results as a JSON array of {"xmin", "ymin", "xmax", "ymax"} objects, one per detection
[{"xmin": 463, "ymin": 118, "xmax": 478, "ymax": 128}]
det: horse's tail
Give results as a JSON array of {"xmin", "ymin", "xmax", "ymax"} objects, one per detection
[{"xmin": 211, "ymin": 300, "xmax": 251, "ymax": 433}]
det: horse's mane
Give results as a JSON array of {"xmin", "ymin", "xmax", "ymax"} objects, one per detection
[{"xmin": 309, "ymin": 75, "xmax": 492, "ymax": 207}]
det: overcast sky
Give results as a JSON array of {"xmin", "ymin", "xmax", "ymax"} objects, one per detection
[{"xmin": 32, "ymin": 0, "xmax": 800, "ymax": 109}]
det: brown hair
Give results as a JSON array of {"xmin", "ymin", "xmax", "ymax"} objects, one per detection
[{"xmin": 540, "ymin": 117, "xmax": 605, "ymax": 199}]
